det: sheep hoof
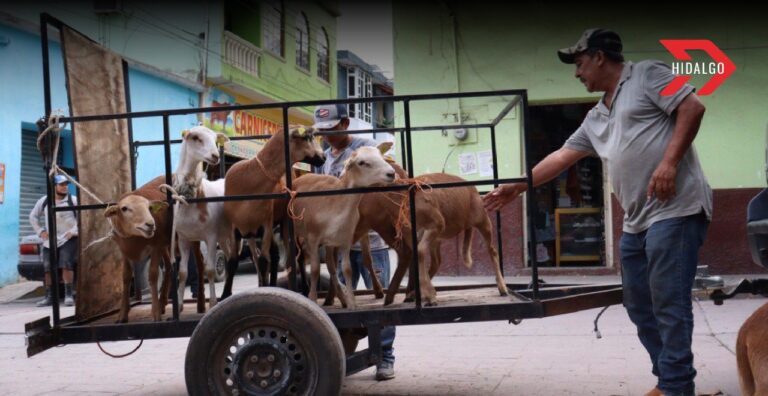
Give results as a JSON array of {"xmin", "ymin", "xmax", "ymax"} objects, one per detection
[
  {"xmin": 374, "ymin": 291, "xmax": 384, "ymax": 299},
  {"xmin": 115, "ymin": 316, "xmax": 128, "ymax": 324},
  {"xmin": 425, "ymin": 300, "xmax": 438, "ymax": 307}
]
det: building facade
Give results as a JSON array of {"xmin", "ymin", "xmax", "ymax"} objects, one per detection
[{"xmin": 392, "ymin": 2, "xmax": 768, "ymax": 276}]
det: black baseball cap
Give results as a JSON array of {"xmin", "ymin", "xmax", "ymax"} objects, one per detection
[{"xmin": 558, "ymin": 28, "xmax": 623, "ymax": 64}]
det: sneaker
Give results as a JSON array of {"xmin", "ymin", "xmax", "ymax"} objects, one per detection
[
  {"xmin": 375, "ymin": 361, "xmax": 395, "ymax": 381},
  {"xmin": 36, "ymin": 296, "xmax": 52, "ymax": 307},
  {"xmin": 64, "ymin": 296, "xmax": 75, "ymax": 306}
]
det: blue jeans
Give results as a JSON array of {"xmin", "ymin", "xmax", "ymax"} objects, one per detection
[
  {"xmin": 620, "ymin": 212, "xmax": 708, "ymax": 396},
  {"xmin": 338, "ymin": 249, "xmax": 396, "ymax": 364}
]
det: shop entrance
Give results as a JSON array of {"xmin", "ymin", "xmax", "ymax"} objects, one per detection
[{"xmin": 528, "ymin": 103, "xmax": 607, "ymax": 268}]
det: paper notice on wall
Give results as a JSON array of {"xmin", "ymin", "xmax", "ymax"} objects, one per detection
[
  {"xmin": 458, "ymin": 152, "xmax": 478, "ymax": 176},
  {"xmin": 478, "ymin": 150, "xmax": 494, "ymax": 177}
]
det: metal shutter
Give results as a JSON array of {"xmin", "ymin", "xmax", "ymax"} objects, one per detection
[{"xmin": 19, "ymin": 130, "xmax": 46, "ymax": 241}]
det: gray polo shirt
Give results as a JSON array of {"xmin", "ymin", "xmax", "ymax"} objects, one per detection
[
  {"xmin": 564, "ymin": 60, "xmax": 713, "ymax": 233},
  {"xmin": 315, "ymin": 136, "xmax": 389, "ymax": 251}
]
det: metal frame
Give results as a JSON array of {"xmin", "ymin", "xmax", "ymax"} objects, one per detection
[{"xmin": 28, "ymin": 13, "xmax": 623, "ymax": 361}]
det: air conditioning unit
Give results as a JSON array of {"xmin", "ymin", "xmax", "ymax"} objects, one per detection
[{"xmin": 93, "ymin": 0, "xmax": 123, "ymax": 14}]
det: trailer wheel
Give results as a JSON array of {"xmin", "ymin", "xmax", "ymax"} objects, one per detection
[{"xmin": 185, "ymin": 287, "xmax": 345, "ymax": 395}]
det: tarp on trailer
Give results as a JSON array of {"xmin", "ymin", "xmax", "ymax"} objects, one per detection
[{"xmin": 61, "ymin": 27, "xmax": 132, "ymax": 320}]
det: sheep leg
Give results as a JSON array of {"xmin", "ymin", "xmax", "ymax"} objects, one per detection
[
  {"xmin": 177, "ymin": 238, "xmax": 191, "ymax": 313},
  {"xmin": 192, "ymin": 242, "xmax": 206, "ymax": 313},
  {"xmin": 246, "ymin": 238, "xmax": 267, "ymax": 287},
  {"xmin": 384, "ymin": 248, "xmax": 410, "ymax": 306},
  {"xmin": 359, "ymin": 234, "xmax": 384, "ymax": 299},
  {"xmin": 429, "ymin": 242, "xmax": 442, "ymax": 278},
  {"xmin": 477, "ymin": 217, "xmax": 508, "ymax": 296},
  {"xmin": 221, "ymin": 233, "xmax": 241, "ymax": 300},
  {"xmin": 338, "ymin": 246, "xmax": 357, "ymax": 309},
  {"xmin": 259, "ymin": 223, "xmax": 275, "ymax": 286},
  {"xmin": 322, "ymin": 247, "xmax": 336, "ymax": 306},
  {"xmin": 159, "ymin": 249, "xmax": 172, "ymax": 314},
  {"xmin": 149, "ymin": 250, "xmax": 162, "ymax": 321},
  {"xmin": 116, "ymin": 260, "xmax": 133, "ymax": 323},
  {"xmin": 204, "ymin": 239, "xmax": 218, "ymax": 309},
  {"xmin": 307, "ymin": 243, "xmax": 321, "ymax": 303},
  {"xmin": 416, "ymin": 229, "xmax": 438, "ymax": 306},
  {"xmin": 461, "ymin": 228, "xmax": 474, "ymax": 270}
]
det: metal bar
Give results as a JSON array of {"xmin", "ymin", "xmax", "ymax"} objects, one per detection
[
  {"xmin": 122, "ymin": 60, "xmax": 136, "ymax": 190},
  {"xmin": 491, "ymin": 95, "xmax": 522, "ymax": 126},
  {"xmin": 410, "ymin": 123, "xmax": 493, "ymax": 132},
  {"xmin": 490, "ymin": 125, "xmax": 504, "ymax": 277},
  {"xmin": 520, "ymin": 91, "xmax": 539, "ymax": 299},
  {"xmin": 40, "ymin": 13, "xmax": 61, "ymax": 326},
  {"xmin": 403, "ymin": 99, "xmax": 422, "ymax": 309},
  {"xmin": 162, "ymin": 115, "xmax": 180, "ymax": 320},
  {"xmin": 56, "ymin": 89, "xmax": 528, "ymax": 124},
  {"xmin": 345, "ymin": 348, "xmax": 376, "ymax": 376},
  {"xmin": 51, "ymin": 177, "xmax": 530, "ymax": 212},
  {"xmin": 276, "ymin": 106, "xmax": 292, "ymax": 287},
  {"xmin": 399, "ymin": 128, "xmax": 408, "ymax": 173}
]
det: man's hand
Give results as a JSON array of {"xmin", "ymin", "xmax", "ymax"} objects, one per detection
[
  {"xmin": 647, "ymin": 160, "xmax": 678, "ymax": 202},
  {"xmin": 40, "ymin": 231, "xmax": 49, "ymax": 240},
  {"xmin": 483, "ymin": 183, "xmax": 527, "ymax": 211}
]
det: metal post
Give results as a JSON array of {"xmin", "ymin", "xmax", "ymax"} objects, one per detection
[
  {"xmin": 490, "ymin": 125, "xmax": 504, "ymax": 276},
  {"xmin": 399, "ymin": 128, "xmax": 408, "ymax": 173},
  {"xmin": 520, "ymin": 93, "xmax": 539, "ymax": 299},
  {"xmin": 40, "ymin": 14, "xmax": 61, "ymax": 325},
  {"xmin": 163, "ymin": 115, "xmax": 180, "ymax": 319},
  {"xmin": 123, "ymin": 60, "xmax": 136, "ymax": 190},
  {"xmin": 282, "ymin": 106, "xmax": 299, "ymax": 291},
  {"xmin": 403, "ymin": 99, "xmax": 422, "ymax": 308}
]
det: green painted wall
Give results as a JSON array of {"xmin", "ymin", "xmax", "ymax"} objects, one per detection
[
  {"xmin": 216, "ymin": 0, "xmax": 337, "ymax": 113},
  {"xmin": 393, "ymin": 2, "xmax": 768, "ymax": 189}
]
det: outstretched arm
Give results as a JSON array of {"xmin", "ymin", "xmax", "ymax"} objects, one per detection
[{"xmin": 483, "ymin": 147, "xmax": 591, "ymax": 211}]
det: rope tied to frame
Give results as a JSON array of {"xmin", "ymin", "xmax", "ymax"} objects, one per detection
[
  {"xmin": 158, "ymin": 183, "xmax": 188, "ymax": 259},
  {"xmin": 390, "ymin": 177, "xmax": 433, "ymax": 248}
]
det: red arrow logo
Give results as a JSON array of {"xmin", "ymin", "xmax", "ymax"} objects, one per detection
[{"xmin": 659, "ymin": 39, "xmax": 736, "ymax": 96}]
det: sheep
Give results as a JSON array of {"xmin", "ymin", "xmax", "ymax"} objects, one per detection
[
  {"xmin": 736, "ymin": 301, "xmax": 768, "ymax": 396},
  {"xmin": 104, "ymin": 177, "xmax": 170, "ymax": 322},
  {"xmin": 292, "ymin": 145, "xmax": 396, "ymax": 308},
  {"xmin": 170, "ymin": 126, "xmax": 234, "ymax": 312},
  {"xmin": 346, "ymin": 160, "xmax": 508, "ymax": 306},
  {"xmin": 223, "ymin": 126, "xmax": 325, "ymax": 288}
]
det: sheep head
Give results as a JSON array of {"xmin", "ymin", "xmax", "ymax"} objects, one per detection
[
  {"xmin": 342, "ymin": 146, "xmax": 396, "ymax": 187},
  {"xmin": 181, "ymin": 125, "xmax": 228, "ymax": 166},
  {"xmin": 105, "ymin": 195, "xmax": 168, "ymax": 239},
  {"xmin": 287, "ymin": 125, "xmax": 326, "ymax": 167}
]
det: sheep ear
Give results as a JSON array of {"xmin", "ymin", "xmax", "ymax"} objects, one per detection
[
  {"xmin": 377, "ymin": 142, "xmax": 393, "ymax": 155},
  {"xmin": 104, "ymin": 205, "xmax": 118, "ymax": 218},
  {"xmin": 216, "ymin": 132, "xmax": 230, "ymax": 146},
  {"xmin": 149, "ymin": 201, "xmax": 169, "ymax": 214},
  {"xmin": 181, "ymin": 129, "xmax": 190, "ymax": 139}
]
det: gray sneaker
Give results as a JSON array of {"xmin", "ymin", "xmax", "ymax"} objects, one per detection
[
  {"xmin": 36, "ymin": 296, "xmax": 52, "ymax": 307},
  {"xmin": 64, "ymin": 296, "xmax": 74, "ymax": 306},
  {"xmin": 375, "ymin": 361, "xmax": 395, "ymax": 381}
]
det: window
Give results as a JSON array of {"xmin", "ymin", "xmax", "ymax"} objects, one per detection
[
  {"xmin": 346, "ymin": 67, "xmax": 373, "ymax": 123},
  {"xmin": 262, "ymin": 0, "xmax": 284, "ymax": 57},
  {"xmin": 295, "ymin": 12, "xmax": 310, "ymax": 70},
  {"xmin": 317, "ymin": 27, "xmax": 330, "ymax": 82}
]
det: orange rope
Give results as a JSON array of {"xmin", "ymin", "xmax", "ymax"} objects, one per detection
[
  {"xmin": 391, "ymin": 178, "xmax": 433, "ymax": 247},
  {"xmin": 254, "ymin": 156, "xmax": 281, "ymax": 184}
]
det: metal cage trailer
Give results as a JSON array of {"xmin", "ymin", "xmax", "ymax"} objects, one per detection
[{"xmin": 25, "ymin": 14, "xmax": 627, "ymax": 396}]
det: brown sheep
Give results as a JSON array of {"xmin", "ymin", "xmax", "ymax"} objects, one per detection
[{"xmin": 737, "ymin": 301, "xmax": 768, "ymax": 396}]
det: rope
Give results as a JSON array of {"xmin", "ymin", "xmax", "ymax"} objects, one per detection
[
  {"xmin": 158, "ymin": 184, "xmax": 189, "ymax": 259},
  {"xmin": 97, "ymin": 339, "xmax": 144, "ymax": 358},
  {"xmin": 254, "ymin": 156, "xmax": 281, "ymax": 184},
  {"xmin": 593, "ymin": 306, "xmax": 610, "ymax": 339},
  {"xmin": 391, "ymin": 178, "xmax": 433, "ymax": 247}
]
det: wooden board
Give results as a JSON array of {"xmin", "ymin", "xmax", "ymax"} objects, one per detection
[{"xmin": 61, "ymin": 27, "xmax": 132, "ymax": 320}]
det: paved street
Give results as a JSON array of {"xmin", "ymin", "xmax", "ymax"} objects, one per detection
[{"xmin": 0, "ymin": 274, "xmax": 763, "ymax": 395}]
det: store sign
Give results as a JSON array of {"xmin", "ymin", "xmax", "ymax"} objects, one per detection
[{"xmin": 203, "ymin": 89, "xmax": 278, "ymax": 159}]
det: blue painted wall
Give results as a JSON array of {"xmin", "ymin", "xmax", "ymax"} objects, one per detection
[{"xmin": 0, "ymin": 23, "xmax": 199, "ymax": 286}]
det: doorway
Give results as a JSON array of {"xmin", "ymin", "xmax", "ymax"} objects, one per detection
[{"xmin": 527, "ymin": 103, "xmax": 607, "ymax": 268}]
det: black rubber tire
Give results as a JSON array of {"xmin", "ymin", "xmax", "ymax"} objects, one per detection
[{"xmin": 185, "ymin": 287, "xmax": 345, "ymax": 396}]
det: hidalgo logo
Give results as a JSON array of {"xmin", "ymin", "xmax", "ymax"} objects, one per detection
[{"xmin": 660, "ymin": 40, "xmax": 736, "ymax": 96}]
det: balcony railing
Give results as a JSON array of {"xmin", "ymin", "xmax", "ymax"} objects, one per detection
[{"xmin": 223, "ymin": 31, "xmax": 261, "ymax": 77}]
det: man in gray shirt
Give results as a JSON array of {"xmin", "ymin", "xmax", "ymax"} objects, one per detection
[
  {"xmin": 313, "ymin": 103, "xmax": 397, "ymax": 381},
  {"xmin": 484, "ymin": 29, "xmax": 710, "ymax": 396}
]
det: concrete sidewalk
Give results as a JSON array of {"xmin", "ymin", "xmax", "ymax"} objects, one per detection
[{"xmin": 0, "ymin": 274, "xmax": 763, "ymax": 395}]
